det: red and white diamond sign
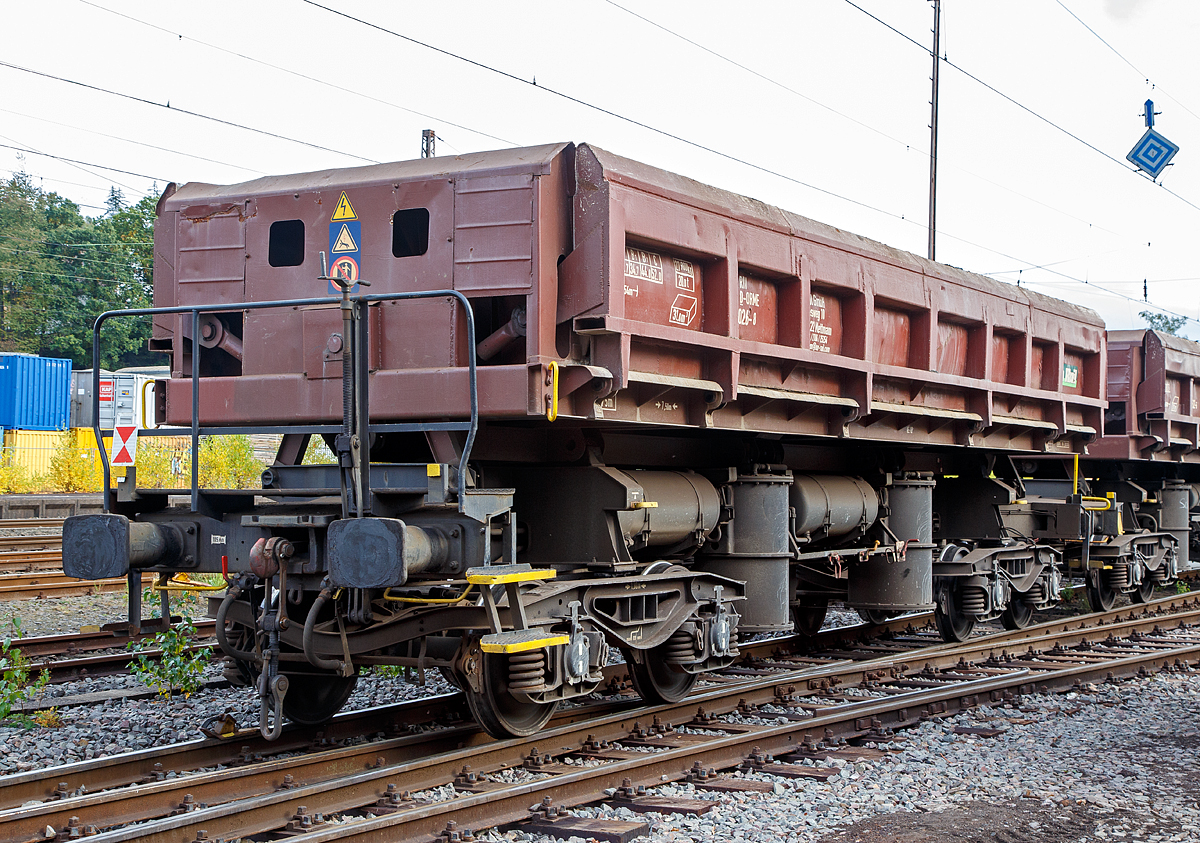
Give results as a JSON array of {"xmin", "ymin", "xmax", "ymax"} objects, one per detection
[{"xmin": 111, "ymin": 425, "xmax": 139, "ymax": 466}]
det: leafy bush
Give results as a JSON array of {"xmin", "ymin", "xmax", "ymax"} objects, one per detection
[
  {"xmin": 33, "ymin": 707, "xmax": 61, "ymax": 728},
  {"xmin": 199, "ymin": 435, "xmax": 263, "ymax": 489},
  {"xmin": 0, "ymin": 616, "xmax": 48, "ymax": 723},
  {"xmin": 0, "ymin": 451, "xmax": 37, "ymax": 494},
  {"xmin": 303, "ymin": 436, "xmax": 336, "ymax": 465},
  {"xmin": 127, "ymin": 617, "xmax": 211, "ymax": 699},
  {"xmin": 49, "ymin": 430, "xmax": 101, "ymax": 492}
]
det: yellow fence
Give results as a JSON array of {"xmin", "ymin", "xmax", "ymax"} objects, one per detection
[{"xmin": 0, "ymin": 428, "xmax": 258, "ymax": 493}]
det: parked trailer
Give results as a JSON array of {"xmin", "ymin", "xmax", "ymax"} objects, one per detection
[{"xmin": 65, "ymin": 142, "xmax": 1130, "ymax": 740}]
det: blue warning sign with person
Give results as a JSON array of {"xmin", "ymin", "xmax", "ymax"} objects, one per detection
[{"xmin": 328, "ymin": 191, "xmax": 361, "ymax": 294}]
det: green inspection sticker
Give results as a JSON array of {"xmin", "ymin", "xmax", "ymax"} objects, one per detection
[{"xmin": 1062, "ymin": 363, "xmax": 1079, "ymax": 388}]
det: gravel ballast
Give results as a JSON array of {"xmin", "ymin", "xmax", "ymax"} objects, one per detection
[
  {"xmin": 471, "ymin": 671, "xmax": 1200, "ymax": 843},
  {"xmin": 6, "ymin": 591, "xmax": 1198, "ymax": 842}
]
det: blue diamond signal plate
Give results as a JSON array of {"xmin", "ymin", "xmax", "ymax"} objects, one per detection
[{"xmin": 1127, "ymin": 128, "xmax": 1180, "ymax": 178}]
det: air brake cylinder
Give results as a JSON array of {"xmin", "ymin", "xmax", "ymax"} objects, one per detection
[
  {"xmin": 697, "ymin": 472, "xmax": 793, "ymax": 633},
  {"xmin": 848, "ymin": 476, "xmax": 935, "ymax": 612},
  {"xmin": 614, "ymin": 470, "xmax": 721, "ymax": 548},
  {"xmin": 790, "ymin": 475, "xmax": 880, "ymax": 543}
]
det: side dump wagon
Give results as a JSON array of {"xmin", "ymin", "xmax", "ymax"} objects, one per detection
[{"xmin": 63, "ymin": 142, "xmax": 1140, "ymax": 742}]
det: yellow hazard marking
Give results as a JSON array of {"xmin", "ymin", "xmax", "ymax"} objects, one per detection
[
  {"xmin": 331, "ymin": 223, "xmax": 358, "ymax": 253},
  {"xmin": 480, "ymin": 632, "xmax": 569, "ymax": 654},
  {"xmin": 426, "ymin": 463, "xmax": 442, "ymax": 477},
  {"xmin": 466, "ymin": 567, "xmax": 558, "ymax": 585},
  {"xmin": 331, "ymin": 191, "xmax": 357, "ymax": 221}
]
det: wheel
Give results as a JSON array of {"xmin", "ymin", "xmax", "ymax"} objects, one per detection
[
  {"xmin": 281, "ymin": 671, "xmax": 358, "ymax": 725},
  {"xmin": 933, "ymin": 580, "xmax": 976, "ymax": 643},
  {"xmin": 1086, "ymin": 569, "xmax": 1116, "ymax": 611},
  {"xmin": 1000, "ymin": 597, "xmax": 1034, "ymax": 630},
  {"xmin": 1130, "ymin": 575, "xmax": 1156, "ymax": 604},
  {"xmin": 856, "ymin": 608, "xmax": 899, "ymax": 625},
  {"xmin": 221, "ymin": 620, "xmax": 258, "ymax": 686},
  {"xmin": 464, "ymin": 651, "xmax": 558, "ymax": 738},
  {"xmin": 626, "ymin": 644, "xmax": 698, "ymax": 705},
  {"xmin": 791, "ymin": 600, "xmax": 828, "ymax": 636}
]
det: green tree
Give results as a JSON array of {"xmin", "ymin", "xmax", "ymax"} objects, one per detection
[
  {"xmin": 0, "ymin": 172, "xmax": 156, "ymax": 368},
  {"xmin": 1139, "ymin": 310, "xmax": 1187, "ymax": 337}
]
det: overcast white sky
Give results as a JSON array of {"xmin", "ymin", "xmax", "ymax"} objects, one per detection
[{"xmin": 3, "ymin": 1, "xmax": 1197, "ymax": 335}]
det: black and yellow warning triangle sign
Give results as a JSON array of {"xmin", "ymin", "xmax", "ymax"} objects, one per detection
[
  {"xmin": 331, "ymin": 191, "xmax": 357, "ymax": 221},
  {"xmin": 331, "ymin": 223, "xmax": 358, "ymax": 253}
]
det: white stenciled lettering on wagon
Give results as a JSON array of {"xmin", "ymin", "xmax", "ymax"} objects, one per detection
[
  {"xmin": 808, "ymin": 292, "xmax": 832, "ymax": 353},
  {"xmin": 624, "ymin": 247, "xmax": 663, "ymax": 284},
  {"xmin": 738, "ymin": 275, "xmax": 760, "ymax": 328}
]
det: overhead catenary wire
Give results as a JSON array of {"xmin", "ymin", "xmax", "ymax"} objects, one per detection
[
  {"xmin": 0, "ymin": 106, "xmax": 265, "ymax": 176},
  {"xmin": 0, "ymin": 131, "xmax": 150, "ymax": 196},
  {"xmin": 76, "ymin": 0, "xmax": 518, "ymax": 150},
  {"xmin": 5, "ymin": 4, "xmax": 1190, "ymax": 329},
  {"xmin": 301, "ymin": 0, "xmax": 1195, "ymax": 327},
  {"xmin": 0, "ymin": 60, "xmax": 379, "ymax": 166},
  {"xmin": 0, "ymin": 141, "xmax": 165, "ymax": 183},
  {"xmin": 840, "ymin": 0, "xmax": 1200, "ymax": 213},
  {"xmin": 1055, "ymin": 0, "xmax": 1200, "ymax": 125},
  {"xmin": 2, "ymin": 167, "xmax": 142, "ymax": 199},
  {"xmin": 0, "ymin": 245, "xmax": 150, "ymax": 273},
  {"xmin": 603, "ymin": 0, "xmax": 1128, "ymax": 241}
]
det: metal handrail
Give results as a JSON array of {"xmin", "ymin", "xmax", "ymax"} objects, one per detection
[{"xmin": 91, "ymin": 290, "xmax": 478, "ymax": 513}]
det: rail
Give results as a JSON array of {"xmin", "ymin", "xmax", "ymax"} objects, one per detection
[{"xmin": 91, "ymin": 291, "xmax": 479, "ymax": 514}]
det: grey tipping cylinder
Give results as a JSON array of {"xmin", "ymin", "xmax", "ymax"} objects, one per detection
[
  {"xmin": 698, "ymin": 473, "xmax": 792, "ymax": 633},
  {"xmin": 848, "ymin": 477, "xmax": 935, "ymax": 611}
]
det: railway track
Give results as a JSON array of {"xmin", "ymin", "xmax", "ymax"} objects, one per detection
[
  {"xmin": 0, "ymin": 570, "xmax": 126, "ymax": 600},
  {"xmin": 0, "ymin": 518, "xmax": 64, "ymax": 532},
  {"xmin": 7, "ymin": 620, "xmax": 218, "ymax": 685},
  {"xmin": 5, "ymin": 592, "xmax": 1198, "ymax": 843},
  {"xmin": 0, "ymin": 548, "xmax": 64, "ymax": 574}
]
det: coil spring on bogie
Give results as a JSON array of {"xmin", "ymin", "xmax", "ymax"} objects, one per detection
[
  {"xmin": 1107, "ymin": 561, "xmax": 1129, "ymax": 590},
  {"xmin": 1029, "ymin": 578, "xmax": 1048, "ymax": 605},
  {"xmin": 1152, "ymin": 565, "xmax": 1169, "ymax": 584},
  {"xmin": 664, "ymin": 629, "xmax": 696, "ymax": 665},
  {"xmin": 507, "ymin": 649, "xmax": 546, "ymax": 691},
  {"xmin": 960, "ymin": 586, "xmax": 988, "ymax": 616}
]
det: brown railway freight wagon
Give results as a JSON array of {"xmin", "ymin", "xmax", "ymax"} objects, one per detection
[{"xmin": 66, "ymin": 142, "xmax": 1123, "ymax": 740}]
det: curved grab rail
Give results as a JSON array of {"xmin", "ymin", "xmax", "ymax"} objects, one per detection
[{"xmin": 91, "ymin": 290, "xmax": 478, "ymax": 513}]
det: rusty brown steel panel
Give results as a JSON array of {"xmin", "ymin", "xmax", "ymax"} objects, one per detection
[
  {"xmin": 628, "ymin": 342, "xmax": 704, "ymax": 381},
  {"xmin": 936, "ymin": 320, "xmax": 969, "ymax": 377},
  {"xmin": 164, "ymin": 366, "xmax": 530, "ymax": 426},
  {"xmin": 175, "ymin": 204, "xmax": 245, "ymax": 304},
  {"xmin": 453, "ymin": 173, "xmax": 535, "ymax": 292},
  {"xmin": 991, "ymin": 333, "xmax": 1011, "ymax": 385},
  {"xmin": 621, "ymin": 246, "xmax": 703, "ymax": 332},
  {"xmin": 736, "ymin": 273, "xmax": 778, "ymax": 344},
  {"xmin": 872, "ymin": 307, "xmax": 910, "ymax": 368},
  {"xmin": 806, "ymin": 288, "xmax": 843, "ymax": 355},
  {"xmin": 1093, "ymin": 329, "xmax": 1200, "ymax": 463},
  {"xmin": 376, "ymin": 299, "xmax": 466, "ymax": 370},
  {"xmin": 152, "ymin": 141, "xmax": 1110, "ymax": 454}
]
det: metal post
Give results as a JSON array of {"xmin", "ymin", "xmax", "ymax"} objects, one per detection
[
  {"xmin": 927, "ymin": 0, "xmax": 941, "ymax": 262},
  {"xmin": 356, "ymin": 299, "xmax": 372, "ymax": 515},
  {"xmin": 191, "ymin": 309, "xmax": 201, "ymax": 513},
  {"xmin": 421, "ymin": 129, "xmax": 436, "ymax": 159}
]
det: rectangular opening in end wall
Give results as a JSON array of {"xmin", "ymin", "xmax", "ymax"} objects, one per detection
[
  {"xmin": 393, "ymin": 208, "xmax": 430, "ymax": 257},
  {"xmin": 268, "ymin": 220, "xmax": 305, "ymax": 267},
  {"xmin": 1104, "ymin": 401, "xmax": 1127, "ymax": 436}
]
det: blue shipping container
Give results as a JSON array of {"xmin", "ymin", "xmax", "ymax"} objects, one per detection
[{"xmin": 0, "ymin": 354, "xmax": 72, "ymax": 430}]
